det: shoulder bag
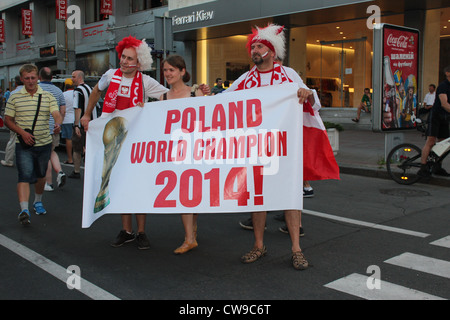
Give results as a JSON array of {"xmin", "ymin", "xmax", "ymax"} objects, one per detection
[{"xmin": 18, "ymin": 94, "xmax": 42, "ymax": 149}]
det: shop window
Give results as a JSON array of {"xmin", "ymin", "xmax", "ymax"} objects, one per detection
[
  {"xmin": 85, "ymin": 0, "xmax": 108, "ymax": 24},
  {"xmin": 47, "ymin": 5, "xmax": 56, "ymax": 33},
  {"xmin": 131, "ymin": 0, "xmax": 168, "ymax": 13}
]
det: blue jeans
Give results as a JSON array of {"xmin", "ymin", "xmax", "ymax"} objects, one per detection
[{"xmin": 15, "ymin": 143, "xmax": 52, "ymax": 184}]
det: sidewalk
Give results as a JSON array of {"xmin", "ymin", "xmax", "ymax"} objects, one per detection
[{"xmin": 336, "ymin": 128, "xmax": 450, "ymax": 187}]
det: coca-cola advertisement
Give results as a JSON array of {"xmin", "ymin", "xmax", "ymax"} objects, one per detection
[{"xmin": 382, "ymin": 25, "xmax": 419, "ymax": 130}]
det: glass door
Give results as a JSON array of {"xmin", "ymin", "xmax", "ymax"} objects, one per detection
[{"xmin": 319, "ymin": 37, "xmax": 367, "ymax": 108}]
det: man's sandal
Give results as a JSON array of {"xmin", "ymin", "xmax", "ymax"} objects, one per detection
[
  {"xmin": 292, "ymin": 251, "xmax": 308, "ymax": 270},
  {"xmin": 240, "ymin": 246, "xmax": 267, "ymax": 263}
]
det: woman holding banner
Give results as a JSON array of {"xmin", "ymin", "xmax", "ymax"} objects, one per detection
[{"xmin": 161, "ymin": 54, "xmax": 203, "ymax": 254}]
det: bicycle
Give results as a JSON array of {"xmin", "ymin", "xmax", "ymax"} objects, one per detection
[{"xmin": 386, "ymin": 128, "xmax": 450, "ymax": 185}]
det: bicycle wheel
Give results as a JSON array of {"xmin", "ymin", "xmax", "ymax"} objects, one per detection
[{"xmin": 386, "ymin": 143, "xmax": 422, "ymax": 185}]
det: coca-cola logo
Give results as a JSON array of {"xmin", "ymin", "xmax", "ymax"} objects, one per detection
[{"xmin": 386, "ymin": 34, "xmax": 409, "ymax": 48}]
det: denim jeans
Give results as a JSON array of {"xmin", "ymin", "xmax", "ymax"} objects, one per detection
[{"xmin": 15, "ymin": 143, "xmax": 52, "ymax": 183}]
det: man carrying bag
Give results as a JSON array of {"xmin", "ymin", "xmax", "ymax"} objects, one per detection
[{"xmin": 4, "ymin": 64, "xmax": 62, "ymax": 225}]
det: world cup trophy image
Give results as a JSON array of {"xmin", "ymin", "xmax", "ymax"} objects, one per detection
[{"xmin": 94, "ymin": 117, "xmax": 128, "ymax": 213}]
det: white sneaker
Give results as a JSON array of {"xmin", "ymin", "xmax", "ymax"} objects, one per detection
[
  {"xmin": 57, "ymin": 171, "xmax": 66, "ymax": 188},
  {"xmin": 1, "ymin": 160, "xmax": 13, "ymax": 167},
  {"xmin": 44, "ymin": 183, "xmax": 54, "ymax": 192}
]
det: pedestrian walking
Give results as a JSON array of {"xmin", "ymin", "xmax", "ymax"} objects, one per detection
[{"xmin": 3, "ymin": 64, "xmax": 62, "ymax": 225}]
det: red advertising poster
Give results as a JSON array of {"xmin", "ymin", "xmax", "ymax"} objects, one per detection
[
  {"xmin": 0, "ymin": 20, "xmax": 5, "ymax": 43},
  {"xmin": 381, "ymin": 25, "xmax": 419, "ymax": 131},
  {"xmin": 56, "ymin": 0, "xmax": 67, "ymax": 20},
  {"xmin": 100, "ymin": 0, "xmax": 113, "ymax": 15},
  {"xmin": 22, "ymin": 9, "xmax": 33, "ymax": 36}
]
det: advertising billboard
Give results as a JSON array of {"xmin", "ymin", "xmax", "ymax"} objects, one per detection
[{"xmin": 372, "ymin": 24, "xmax": 420, "ymax": 132}]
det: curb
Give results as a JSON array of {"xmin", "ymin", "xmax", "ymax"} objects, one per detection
[{"xmin": 339, "ymin": 165, "xmax": 450, "ymax": 188}]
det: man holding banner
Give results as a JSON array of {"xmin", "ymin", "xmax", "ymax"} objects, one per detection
[
  {"xmin": 226, "ymin": 24, "xmax": 339, "ymax": 270},
  {"xmin": 81, "ymin": 36, "xmax": 168, "ymax": 249},
  {"xmin": 81, "ymin": 36, "xmax": 209, "ymax": 249}
]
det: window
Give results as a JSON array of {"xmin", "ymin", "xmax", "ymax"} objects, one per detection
[
  {"xmin": 132, "ymin": 0, "xmax": 168, "ymax": 13},
  {"xmin": 85, "ymin": 0, "xmax": 109, "ymax": 24},
  {"xmin": 47, "ymin": 5, "xmax": 56, "ymax": 33}
]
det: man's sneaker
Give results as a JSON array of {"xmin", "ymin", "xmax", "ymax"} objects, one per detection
[
  {"xmin": 136, "ymin": 232, "xmax": 150, "ymax": 250},
  {"xmin": 1, "ymin": 160, "xmax": 14, "ymax": 167},
  {"xmin": 18, "ymin": 209, "xmax": 31, "ymax": 225},
  {"xmin": 69, "ymin": 171, "xmax": 81, "ymax": 179},
  {"xmin": 33, "ymin": 202, "xmax": 47, "ymax": 215},
  {"xmin": 417, "ymin": 164, "xmax": 431, "ymax": 178},
  {"xmin": 111, "ymin": 230, "xmax": 136, "ymax": 247},
  {"xmin": 279, "ymin": 225, "xmax": 305, "ymax": 237},
  {"xmin": 44, "ymin": 183, "xmax": 54, "ymax": 192},
  {"xmin": 303, "ymin": 188, "xmax": 314, "ymax": 198},
  {"xmin": 57, "ymin": 171, "xmax": 66, "ymax": 188},
  {"xmin": 239, "ymin": 217, "xmax": 267, "ymax": 230}
]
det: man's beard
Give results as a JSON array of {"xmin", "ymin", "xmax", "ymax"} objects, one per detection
[{"xmin": 252, "ymin": 54, "xmax": 264, "ymax": 65}]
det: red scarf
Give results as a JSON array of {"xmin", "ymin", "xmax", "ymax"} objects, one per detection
[
  {"xmin": 236, "ymin": 63, "xmax": 293, "ymax": 90},
  {"xmin": 103, "ymin": 69, "xmax": 144, "ymax": 113}
]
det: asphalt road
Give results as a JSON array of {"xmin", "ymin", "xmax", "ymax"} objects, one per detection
[{"xmin": 0, "ymin": 131, "xmax": 449, "ymax": 306}]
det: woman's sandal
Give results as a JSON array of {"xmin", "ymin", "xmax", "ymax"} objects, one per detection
[
  {"xmin": 292, "ymin": 251, "xmax": 308, "ymax": 270},
  {"xmin": 174, "ymin": 240, "xmax": 198, "ymax": 255},
  {"xmin": 240, "ymin": 246, "xmax": 267, "ymax": 263}
]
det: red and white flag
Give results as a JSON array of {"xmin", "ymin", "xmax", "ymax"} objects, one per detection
[
  {"xmin": 0, "ymin": 20, "xmax": 5, "ymax": 43},
  {"xmin": 21, "ymin": 9, "xmax": 33, "ymax": 36},
  {"xmin": 303, "ymin": 102, "xmax": 340, "ymax": 181}
]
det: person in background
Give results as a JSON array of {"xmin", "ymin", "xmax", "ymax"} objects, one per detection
[
  {"xmin": 1, "ymin": 76, "xmax": 23, "ymax": 167},
  {"xmin": 62, "ymin": 78, "xmax": 75, "ymax": 165},
  {"xmin": 418, "ymin": 66, "xmax": 450, "ymax": 178},
  {"xmin": 352, "ymin": 88, "xmax": 372, "ymax": 123},
  {"xmin": 38, "ymin": 67, "xmax": 66, "ymax": 191},
  {"xmin": 211, "ymin": 78, "xmax": 225, "ymax": 95}
]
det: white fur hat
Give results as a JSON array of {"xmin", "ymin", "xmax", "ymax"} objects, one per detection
[
  {"xmin": 247, "ymin": 24, "xmax": 286, "ymax": 60},
  {"xmin": 135, "ymin": 39, "xmax": 153, "ymax": 71},
  {"xmin": 116, "ymin": 36, "xmax": 153, "ymax": 71}
]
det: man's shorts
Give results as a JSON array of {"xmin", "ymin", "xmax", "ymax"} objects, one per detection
[
  {"xmin": 427, "ymin": 109, "xmax": 450, "ymax": 139},
  {"xmin": 61, "ymin": 124, "xmax": 73, "ymax": 139},
  {"xmin": 15, "ymin": 143, "xmax": 52, "ymax": 184},
  {"xmin": 51, "ymin": 134, "xmax": 60, "ymax": 151},
  {"xmin": 72, "ymin": 127, "xmax": 86, "ymax": 153}
]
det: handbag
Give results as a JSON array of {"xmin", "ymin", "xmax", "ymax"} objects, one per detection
[{"xmin": 17, "ymin": 94, "xmax": 42, "ymax": 149}]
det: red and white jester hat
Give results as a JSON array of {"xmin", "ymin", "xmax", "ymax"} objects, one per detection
[
  {"xmin": 116, "ymin": 36, "xmax": 153, "ymax": 71},
  {"xmin": 246, "ymin": 24, "xmax": 286, "ymax": 60}
]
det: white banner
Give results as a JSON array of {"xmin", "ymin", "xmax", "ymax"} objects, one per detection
[{"xmin": 82, "ymin": 83, "xmax": 303, "ymax": 228}]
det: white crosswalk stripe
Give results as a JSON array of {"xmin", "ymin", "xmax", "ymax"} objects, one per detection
[
  {"xmin": 325, "ymin": 237, "xmax": 450, "ymax": 299},
  {"xmin": 385, "ymin": 252, "xmax": 450, "ymax": 279},
  {"xmin": 430, "ymin": 236, "xmax": 450, "ymax": 249},
  {"xmin": 324, "ymin": 273, "xmax": 445, "ymax": 300}
]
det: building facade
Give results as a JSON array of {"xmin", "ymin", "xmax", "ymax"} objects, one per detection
[
  {"xmin": 1, "ymin": 0, "xmax": 449, "ymax": 110},
  {"xmin": 169, "ymin": 0, "xmax": 450, "ymax": 109},
  {"xmin": 0, "ymin": 0, "xmax": 170, "ymax": 89}
]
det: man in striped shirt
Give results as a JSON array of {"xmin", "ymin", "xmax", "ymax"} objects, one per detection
[
  {"xmin": 70, "ymin": 70, "xmax": 101, "ymax": 179},
  {"xmin": 4, "ymin": 64, "xmax": 63, "ymax": 225}
]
